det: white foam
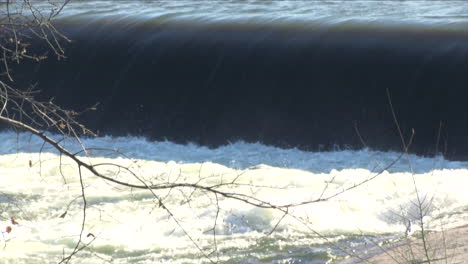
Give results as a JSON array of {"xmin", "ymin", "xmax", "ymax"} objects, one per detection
[{"xmin": 0, "ymin": 132, "xmax": 467, "ymax": 262}]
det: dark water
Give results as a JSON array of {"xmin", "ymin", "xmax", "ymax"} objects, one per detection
[{"xmin": 8, "ymin": 0, "xmax": 468, "ymax": 160}]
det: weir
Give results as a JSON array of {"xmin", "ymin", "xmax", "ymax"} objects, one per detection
[{"xmin": 9, "ymin": 16, "xmax": 468, "ymax": 159}]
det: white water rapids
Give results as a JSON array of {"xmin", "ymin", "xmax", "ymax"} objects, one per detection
[{"xmin": 0, "ymin": 131, "xmax": 467, "ymax": 263}]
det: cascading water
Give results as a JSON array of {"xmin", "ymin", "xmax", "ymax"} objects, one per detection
[
  {"xmin": 1, "ymin": 1, "xmax": 468, "ymax": 263},
  {"xmin": 10, "ymin": 0, "xmax": 468, "ymax": 159}
]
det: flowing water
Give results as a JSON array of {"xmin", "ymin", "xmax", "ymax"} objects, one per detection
[
  {"xmin": 1, "ymin": 0, "xmax": 468, "ymax": 263},
  {"xmin": 1, "ymin": 131, "xmax": 468, "ymax": 263}
]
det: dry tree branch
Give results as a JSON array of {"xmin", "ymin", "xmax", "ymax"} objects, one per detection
[
  {"xmin": 0, "ymin": 103, "xmax": 404, "ymax": 263},
  {"xmin": 353, "ymin": 89, "xmax": 454, "ymax": 264},
  {"xmin": 0, "ymin": 2, "xmax": 410, "ymax": 263},
  {"xmin": 1, "ymin": 0, "xmax": 70, "ymax": 79},
  {"xmin": 1, "ymin": 74, "xmax": 409, "ymax": 262}
]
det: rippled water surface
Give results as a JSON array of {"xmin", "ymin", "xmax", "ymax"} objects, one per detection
[{"xmin": 58, "ymin": 1, "xmax": 468, "ymax": 23}]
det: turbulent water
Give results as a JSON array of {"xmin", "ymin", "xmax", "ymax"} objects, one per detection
[
  {"xmin": 2, "ymin": 0, "xmax": 468, "ymax": 263},
  {"xmin": 0, "ymin": 131, "xmax": 468, "ymax": 264}
]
